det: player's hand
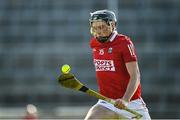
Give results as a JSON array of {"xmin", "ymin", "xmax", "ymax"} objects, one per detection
[{"xmin": 114, "ymin": 99, "xmax": 128, "ymax": 109}]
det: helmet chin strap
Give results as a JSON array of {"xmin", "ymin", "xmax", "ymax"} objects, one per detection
[{"xmin": 96, "ymin": 34, "xmax": 111, "ymax": 43}]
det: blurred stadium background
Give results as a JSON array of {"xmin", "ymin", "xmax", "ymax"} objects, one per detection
[{"xmin": 0, "ymin": 0, "xmax": 180, "ymax": 119}]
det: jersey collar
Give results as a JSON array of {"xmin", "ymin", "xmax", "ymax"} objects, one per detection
[{"xmin": 109, "ymin": 31, "xmax": 118, "ymax": 42}]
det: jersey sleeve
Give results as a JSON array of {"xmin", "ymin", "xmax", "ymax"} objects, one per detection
[
  {"xmin": 90, "ymin": 38, "xmax": 97, "ymax": 48},
  {"xmin": 89, "ymin": 38, "xmax": 93, "ymax": 48},
  {"xmin": 121, "ymin": 37, "xmax": 137, "ymax": 63}
]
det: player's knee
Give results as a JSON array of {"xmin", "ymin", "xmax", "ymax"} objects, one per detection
[
  {"xmin": 85, "ymin": 105, "xmax": 118, "ymax": 120},
  {"xmin": 85, "ymin": 114, "xmax": 97, "ymax": 120},
  {"xmin": 85, "ymin": 112, "xmax": 107, "ymax": 120},
  {"xmin": 84, "ymin": 106, "xmax": 100, "ymax": 120}
]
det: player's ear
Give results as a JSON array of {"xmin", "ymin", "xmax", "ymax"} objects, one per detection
[
  {"xmin": 109, "ymin": 21, "xmax": 116, "ymax": 31},
  {"xmin": 112, "ymin": 21, "xmax": 116, "ymax": 29}
]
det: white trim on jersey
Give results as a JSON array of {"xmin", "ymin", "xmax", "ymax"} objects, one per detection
[
  {"xmin": 109, "ymin": 31, "xmax": 118, "ymax": 42},
  {"xmin": 127, "ymin": 44, "xmax": 135, "ymax": 56}
]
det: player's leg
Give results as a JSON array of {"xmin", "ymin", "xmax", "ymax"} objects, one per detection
[
  {"xmin": 135, "ymin": 108, "xmax": 151, "ymax": 120},
  {"xmin": 134, "ymin": 98, "xmax": 151, "ymax": 119},
  {"xmin": 84, "ymin": 104, "xmax": 121, "ymax": 120},
  {"xmin": 114, "ymin": 98, "xmax": 151, "ymax": 119}
]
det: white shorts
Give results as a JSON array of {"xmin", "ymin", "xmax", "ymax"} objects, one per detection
[{"xmin": 96, "ymin": 98, "xmax": 151, "ymax": 119}]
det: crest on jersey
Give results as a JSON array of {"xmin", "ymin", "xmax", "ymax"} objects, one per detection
[
  {"xmin": 99, "ymin": 49, "xmax": 104, "ymax": 55},
  {"xmin": 108, "ymin": 47, "xmax": 113, "ymax": 53}
]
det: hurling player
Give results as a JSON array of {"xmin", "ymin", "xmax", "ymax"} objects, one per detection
[{"xmin": 85, "ymin": 10, "xmax": 151, "ymax": 119}]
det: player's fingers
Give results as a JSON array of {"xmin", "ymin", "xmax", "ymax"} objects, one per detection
[{"xmin": 114, "ymin": 100, "xmax": 125, "ymax": 109}]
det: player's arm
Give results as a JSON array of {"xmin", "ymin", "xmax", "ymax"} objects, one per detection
[
  {"xmin": 114, "ymin": 61, "xmax": 140, "ymax": 108},
  {"xmin": 122, "ymin": 61, "xmax": 140, "ymax": 102},
  {"xmin": 115, "ymin": 38, "xmax": 140, "ymax": 108}
]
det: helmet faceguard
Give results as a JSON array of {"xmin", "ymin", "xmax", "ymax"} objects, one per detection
[{"xmin": 89, "ymin": 10, "xmax": 117, "ymax": 43}]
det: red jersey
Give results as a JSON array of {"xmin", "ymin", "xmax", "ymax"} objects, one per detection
[{"xmin": 90, "ymin": 32, "xmax": 141, "ymax": 100}]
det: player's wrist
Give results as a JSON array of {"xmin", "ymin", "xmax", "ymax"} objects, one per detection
[
  {"xmin": 121, "ymin": 97, "xmax": 130, "ymax": 106},
  {"xmin": 121, "ymin": 99, "xmax": 129, "ymax": 106},
  {"xmin": 122, "ymin": 96, "xmax": 130, "ymax": 102}
]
